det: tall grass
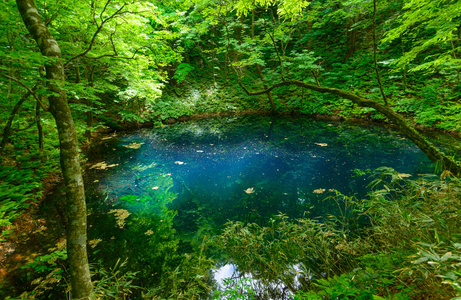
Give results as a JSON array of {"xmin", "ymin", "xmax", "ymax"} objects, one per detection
[{"xmin": 216, "ymin": 167, "xmax": 461, "ymax": 299}]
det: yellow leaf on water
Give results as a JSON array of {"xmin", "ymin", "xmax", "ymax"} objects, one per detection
[
  {"xmin": 123, "ymin": 142, "xmax": 144, "ymax": 149},
  {"xmin": 88, "ymin": 238, "xmax": 102, "ymax": 248},
  {"xmin": 108, "ymin": 209, "xmax": 131, "ymax": 229},
  {"xmin": 90, "ymin": 161, "xmax": 107, "ymax": 169},
  {"xmin": 244, "ymin": 188, "xmax": 255, "ymax": 194},
  {"xmin": 90, "ymin": 162, "xmax": 119, "ymax": 170}
]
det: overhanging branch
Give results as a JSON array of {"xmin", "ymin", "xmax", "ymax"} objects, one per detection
[{"xmin": 237, "ymin": 78, "xmax": 461, "ymax": 175}]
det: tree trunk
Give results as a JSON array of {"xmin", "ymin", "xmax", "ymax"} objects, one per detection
[
  {"xmin": 80, "ymin": 64, "xmax": 95, "ymax": 142},
  {"xmin": 36, "ymin": 99, "xmax": 44, "ymax": 152},
  {"xmin": 85, "ymin": 97, "xmax": 93, "ymax": 141},
  {"xmin": 252, "ymin": 10, "xmax": 276, "ymax": 112},
  {"xmin": 0, "ymin": 90, "xmax": 31, "ymax": 153},
  {"xmin": 401, "ymin": 34, "xmax": 407, "ymax": 92},
  {"xmin": 238, "ymin": 79, "xmax": 461, "ymax": 176},
  {"xmin": 372, "ymin": 0, "xmax": 388, "ymax": 106},
  {"xmin": 15, "ymin": 1, "xmax": 93, "ymax": 299}
]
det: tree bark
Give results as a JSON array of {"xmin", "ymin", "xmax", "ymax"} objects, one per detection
[
  {"xmin": 238, "ymin": 79, "xmax": 461, "ymax": 176},
  {"xmin": 15, "ymin": 0, "xmax": 93, "ymax": 299}
]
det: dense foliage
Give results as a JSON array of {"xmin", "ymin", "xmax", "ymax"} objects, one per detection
[{"xmin": 1, "ymin": 0, "xmax": 461, "ymax": 299}]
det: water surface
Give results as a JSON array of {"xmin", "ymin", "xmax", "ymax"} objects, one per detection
[{"xmin": 84, "ymin": 115, "xmax": 446, "ymax": 292}]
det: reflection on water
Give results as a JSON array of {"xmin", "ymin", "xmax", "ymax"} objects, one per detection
[
  {"xmin": 84, "ymin": 115, "xmax": 448, "ymax": 297},
  {"xmin": 214, "ymin": 264, "xmax": 236, "ymax": 286},
  {"xmin": 213, "ymin": 264, "xmax": 305, "ymax": 299}
]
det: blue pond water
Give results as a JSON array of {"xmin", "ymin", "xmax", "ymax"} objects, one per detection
[
  {"xmin": 84, "ymin": 115, "xmax": 453, "ymax": 291},
  {"xmin": 86, "ymin": 116, "xmax": 434, "ymax": 221}
]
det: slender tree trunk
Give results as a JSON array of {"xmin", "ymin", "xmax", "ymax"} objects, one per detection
[
  {"xmin": 252, "ymin": 10, "xmax": 276, "ymax": 112},
  {"xmin": 237, "ymin": 79, "xmax": 461, "ymax": 176},
  {"xmin": 307, "ymin": 20, "xmax": 313, "ymax": 51},
  {"xmin": 85, "ymin": 98, "xmax": 93, "ymax": 141},
  {"xmin": 254, "ymin": 65, "xmax": 276, "ymax": 112},
  {"xmin": 224, "ymin": 50, "xmax": 229, "ymax": 84},
  {"xmin": 346, "ymin": 14, "xmax": 359, "ymax": 58},
  {"xmin": 36, "ymin": 99, "xmax": 44, "ymax": 152},
  {"xmin": 15, "ymin": 1, "xmax": 93, "ymax": 299},
  {"xmin": 400, "ymin": 34, "xmax": 407, "ymax": 92},
  {"xmin": 450, "ymin": 39, "xmax": 460, "ymax": 85},
  {"xmin": 311, "ymin": 70, "xmax": 321, "ymax": 87},
  {"xmin": 372, "ymin": 0, "xmax": 388, "ymax": 106},
  {"xmin": 85, "ymin": 66, "xmax": 95, "ymax": 141},
  {"xmin": 0, "ymin": 90, "xmax": 31, "ymax": 153}
]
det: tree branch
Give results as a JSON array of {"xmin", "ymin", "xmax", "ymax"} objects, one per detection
[
  {"xmin": 0, "ymin": 73, "xmax": 49, "ymax": 111},
  {"xmin": 237, "ymin": 78, "xmax": 461, "ymax": 175},
  {"xmin": 84, "ymin": 47, "xmax": 141, "ymax": 60},
  {"xmin": 64, "ymin": 0, "xmax": 126, "ymax": 67}
]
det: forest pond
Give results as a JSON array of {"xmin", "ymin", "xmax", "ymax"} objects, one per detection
[{"xmin": 83, "ymin": 115, "xmax": 458, "ymax": 295}]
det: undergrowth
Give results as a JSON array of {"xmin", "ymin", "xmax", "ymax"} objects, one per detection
[
  {"xmin": 216, "ymin": 167, "xmax": 461, "ymax": 300},
  {"xmin": 5, "ymin": 167, "xmax": 461, "ymax": 299},
  {"xmin": 0, "ymin": 124, "xmax": 60, "ymax": 242}
]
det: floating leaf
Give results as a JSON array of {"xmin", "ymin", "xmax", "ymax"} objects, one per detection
[
  {"xmin": 315, "ymin": 143, "xmax": 328, "ymax": 147},
  {"xmin": 88, "ymin": 239, "xmax": 102, "ymax": 248},
  {"xmin": 244, "ymin": 188, "xmax": 255, "ymax": 194},
  {"xmin": 108, "ymin": 209, "xmax": 131, "ymax": 229},
  {"xmin": 123, "ymin": 142, "xmax": 144, "ymax": 149},
  {"xmin": 90, "ymin": 161, "xmax": 119, "ymax": 170}
]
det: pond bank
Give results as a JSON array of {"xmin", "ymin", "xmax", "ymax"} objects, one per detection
[{"xmin": 101, "ymin": 109, "xmax": 461, "ymax": 138}]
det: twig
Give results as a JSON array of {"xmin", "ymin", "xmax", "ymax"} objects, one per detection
[{"xmin": 64, "ymin": 0, "xmax": 126, "ymax": 67}]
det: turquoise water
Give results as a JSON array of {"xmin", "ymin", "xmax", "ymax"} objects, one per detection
[
  {"xmin": 84, "ymin": 115, "xmax": 445, "ymax": 292},
  {"xmin": 86, "ymin": 115, "xmax": 434, "ymax": 219}
]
